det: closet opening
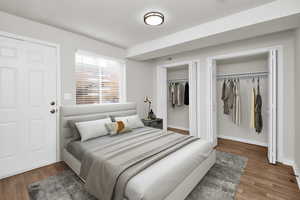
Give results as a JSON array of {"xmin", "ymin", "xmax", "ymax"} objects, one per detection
[
  {"xmin": 156, "ymin": 60, "xmax": 199, "ymax": 137},
  {"xmin": 208, "ymin": 48, "xmax": 279, "ymax": 164},
  {"xmin": 216, "ymin": 53, "xmax": 269, "ymax": 146},
  {"xmin": 167, "ymin": 65, "xmax": 190, "ymax": 135}
]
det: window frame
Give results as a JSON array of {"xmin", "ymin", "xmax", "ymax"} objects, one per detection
[{"xmin": 75, "ymin": 50, "xmax": 126, "ymax": 105}]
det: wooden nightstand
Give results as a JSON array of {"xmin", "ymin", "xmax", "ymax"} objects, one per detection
[{"xmin": 142, "ymin": 118, "xmax": 163, "ymax": 129}]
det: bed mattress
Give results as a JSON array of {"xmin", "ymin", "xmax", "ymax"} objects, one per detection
[{"xmin": 66, "ymin": 127, "xmax": 213, "ymax": 200}]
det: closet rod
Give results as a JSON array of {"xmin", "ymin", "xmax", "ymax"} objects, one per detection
[
  {"xmin": 216, "ymin": 71, "xmax": 268, "ymax": 80},
  {"xmin": 168, "ymin": 78, "xmax": 188, "ymax": 83}
]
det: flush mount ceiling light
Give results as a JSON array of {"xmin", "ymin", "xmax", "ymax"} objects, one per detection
[{"xmin": 144, "ymin": 12, "xmax": 164, "ymax": 26}]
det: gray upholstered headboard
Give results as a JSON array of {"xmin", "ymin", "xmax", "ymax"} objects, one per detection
[{"xmin": 59, "ymin": 102, "xmax": 137, "ymax": 158}]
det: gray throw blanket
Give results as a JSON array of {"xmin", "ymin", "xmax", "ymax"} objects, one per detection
[{"xmin": 80, "ymin": 131, "xmax": 198, "ymax": 200}]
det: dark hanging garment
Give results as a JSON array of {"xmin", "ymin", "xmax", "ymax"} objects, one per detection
[
  {"xmin": 184, "ymin": 82, "xmax": 189, "ymax": 105},
  {"xmin": 255, "ymin": 80, "xmax": 263, "ymax": 133},
  {"xmin": 221, "ymin": 80, "xmax": 230, "ymax": 115}
]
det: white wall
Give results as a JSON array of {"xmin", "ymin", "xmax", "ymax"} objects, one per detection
[
  {"xmin": 0, "ymin": 11, "xmax": 154, "ymax": 115},
  {"xmin": 126, "ymin": 59, "xmax": 155, "ymax": 117},
  {"xmin": 167, "ymin": 67, "xmax": 189, "ymax": 130},
  {"xmin": 295, "ymin": 29, "xmax": 300, "ymax": 173},
  {"xmin": 154, "ymin": 30, "xmax": 296, "ymax": 164},
  {"xmin": 216, "ymin": 57, "xmax": 269, "ymax": 146}
]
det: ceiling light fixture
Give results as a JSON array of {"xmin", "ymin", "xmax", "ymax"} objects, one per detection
[{"xmin": 144, "ymin": 12, "xmax": 164, "ymax": 26}]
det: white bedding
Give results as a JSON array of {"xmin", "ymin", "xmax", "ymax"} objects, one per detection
[
  {"xmin": 65, "ymin": 130, "xmax": 213, "ymax": 200},
  {"xmin": 125, "ymin": 139, "xmax": 213, "ymax": 200}
]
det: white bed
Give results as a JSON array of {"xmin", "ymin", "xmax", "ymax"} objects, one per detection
[{"xmin": 60, "ymin": 103, "xmax": 216, "ymax": 200}]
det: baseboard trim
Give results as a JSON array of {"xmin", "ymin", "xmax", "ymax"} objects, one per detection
[
  {"xmin": 292, "ymin": 163, "xmax": 300, "ymax": 189},
  {"xmin": 168, "ymin": 125, "xmax": 189, "ymax": 131},
  {"xmin": 280, "ymin": 158, "xmax": 295, "ymax": 166},
  {"xmin": 218, "ymin": 135, "xmax": 268, "ymax": 147}
]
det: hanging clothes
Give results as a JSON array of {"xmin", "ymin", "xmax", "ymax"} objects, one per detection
[
  {"xmin": 232, "ymin": 80, "xmax": 237, "ymax": 122},
  {"xmin": 255, "ymin": 79, "xmax": 263, "ymax": 133},
  {"xmin": 235, "ymin": 79, "xmax": 241, "ymax": 125},
  {"xmin": 184, "ymin": 82, "xmax": 189, "ymax": 105},
  {"xmin": 176, "ymin": 83, "xmax": 184, "ymax": 106},
  {"xmin": 221, "ymin": 80, "xmax": 230, "ymax": 115},
  {"xmin": 221, "ymin": 80, "xmax": 226, "ymax": 100},
  {"xmin": 228, "ymin": 80, "xmax": 235, "ymax": 109},
  {"xmin": 250, "ymin": 79, "xmax": 256, "ymax": 129},
  {"xmin": 169, "ymin": 83, "xmax": 176, "ymax": 108},
  {"xmin": 174, "ymin": 83, "xmax": 179, "ymax": 105}
]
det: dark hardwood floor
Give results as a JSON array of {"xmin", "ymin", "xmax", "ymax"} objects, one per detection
[
  {"xmin": 0, "ymin": 138, "xmax": 299, "ymax": 200},
  {"xmin": 0, "ymin": 162, "xmax": 68, "ymax": 200},
  {"xmin": 168, "ymin": 127, "xmax": 189, "ymax": 135},
  {"xmin": 217, "ymin": 138, "xmax": 300, "ymax": 200}
]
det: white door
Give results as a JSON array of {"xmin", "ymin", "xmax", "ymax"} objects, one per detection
[
  {"xmin": 156, "ymin": 66, "xmax": 168, "ymax": 130},
  {"xmin": 188, "ymin": 62, "xmax": 198, "ymax": 137},
  {"xmin": 268, "ymin": 49, "xmax": 278, "ymax": 164},
  {"xmin": 209, "ymin": 58, "xmax": 218, "ymax": 147},
  {"xmin": 0, "ymin": 36, "xmax": 57, "ymax": 179}
]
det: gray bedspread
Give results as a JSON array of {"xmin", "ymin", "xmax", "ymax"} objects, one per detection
[
  {"xmin": 67, "ymin": 127, "xmax": 156, "ymax": 161},
  {"xmin": 79, "ymin": 128, "xmax": 199, "ymax": 200}
]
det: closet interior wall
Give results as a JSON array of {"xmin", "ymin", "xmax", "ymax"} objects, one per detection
[
  {"xmin": 167, "ymin": 65, "xmax": 189, "ymax": 131},
  {"xmin": 216, "ymin": 54, "xmax": 269, "ymax": 146}
]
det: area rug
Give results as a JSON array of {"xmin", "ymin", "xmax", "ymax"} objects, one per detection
[{"xmin": 28, "ymin": 151, "xmax": 247, "ymax": 200}]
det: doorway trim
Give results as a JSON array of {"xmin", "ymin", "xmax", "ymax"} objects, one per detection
[
  {"xmin": 0, "ymin": 31, "xmax": 61, "ymax": 162},
  {"xmin": 207, "ymin": 46, "xmax": 283, "ymax": 164},
  {"xmin": 156, "ymin": 60, "xmax": 199, "ymax": 137}
]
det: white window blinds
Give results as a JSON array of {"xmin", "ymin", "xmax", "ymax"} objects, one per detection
[{"xmin": 75, "ymin": 51, "xmax": 125, "ymax": 104}]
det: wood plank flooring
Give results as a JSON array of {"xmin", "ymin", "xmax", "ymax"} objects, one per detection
[
  {"xmin": 168, "ymin": 127, "xmax": 189, "ymax": 135},
  {"xmin": 216, "ymin": 138, "xmax": 300, "ymax": 200},
  {"xmin": 0, "ymin": 162, "xmax": 68, "ymax": 200},
  {"xmin": 0, "ymin": 138, "xmax": 299, "ymax": 200}
]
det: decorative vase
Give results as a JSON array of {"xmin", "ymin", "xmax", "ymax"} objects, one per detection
[{"xmin": 148, "ymin": 109, "xmax": 156, "ymax": 120}]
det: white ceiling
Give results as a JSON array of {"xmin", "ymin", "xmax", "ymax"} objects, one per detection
[{"xmin": 0, "ymin": 0, "xmax": 274, "ymax": 48}]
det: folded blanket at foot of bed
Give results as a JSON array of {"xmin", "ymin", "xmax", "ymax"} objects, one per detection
[{"xmin": 79, "ymin": 130, "xmax": 204, "ymax": 200}]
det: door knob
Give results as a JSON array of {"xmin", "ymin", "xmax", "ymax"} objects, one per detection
[
  {"xmin": 50, "ymin": 101, "xmax": 55, "ymax": 106},
  {"xmin": 50, "ymin": 109, "xmax": 56, "ymax": 114}
]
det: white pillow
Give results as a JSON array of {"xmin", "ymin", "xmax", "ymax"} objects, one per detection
[
  {"xmin": 115, "ymin": 115, "xmax": 144, "ymax": 129},
  {"xmin": 75, "ymin": 118, "xmax": 111, "ymax": 142}
]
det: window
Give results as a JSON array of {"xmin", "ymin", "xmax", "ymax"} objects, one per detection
[{"xmin": 75, "ymin": 51, "xmax": 125, "ymax": 104}]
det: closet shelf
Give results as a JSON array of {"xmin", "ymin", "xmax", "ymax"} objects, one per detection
[{"xmin": 216, "ymin": 71, "xmax": 268, "ymax": 80}]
